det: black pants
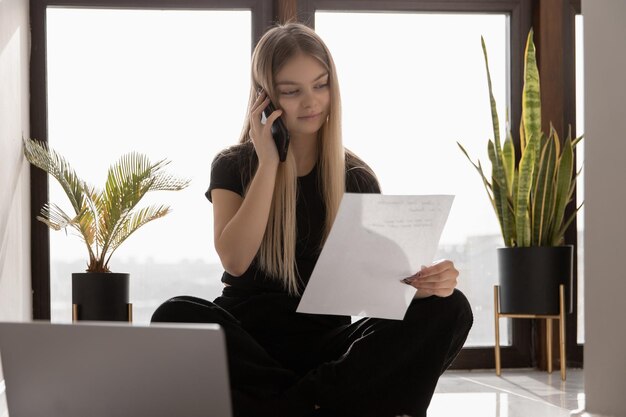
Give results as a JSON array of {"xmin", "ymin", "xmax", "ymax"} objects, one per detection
[{"xmin": 151, "ymin": 288, "xmax": 473, "ymax": 417}]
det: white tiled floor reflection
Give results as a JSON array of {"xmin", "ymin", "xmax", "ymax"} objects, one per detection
[
  {"xmin": 431, "ymin": 369, "xmax": 586, "ymax": 417},
  {"xmin": 0, "ymin": 369, "xmax": 596, "ymax": 417}
]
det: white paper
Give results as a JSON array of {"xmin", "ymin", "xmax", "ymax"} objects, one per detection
[{"xmin": 296, "ymin": 194, "xmax": 454, "ymax": 320}]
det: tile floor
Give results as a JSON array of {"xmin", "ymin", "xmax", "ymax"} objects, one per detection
[
  {"xmin": 0, "ymin": 368, "xmax": 600, "ymax": 416},
  {"xmin": 431, "ymin": 368, "xmax": 595, "ymax": 417}
]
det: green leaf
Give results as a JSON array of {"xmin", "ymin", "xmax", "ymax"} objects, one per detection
[
  {"xmin": 489, "ymin": 140, "xmax": 514, "ymax": 246},
  {"xmin": 520, "ymin": 118, "xmax": 527, "ymax": 152},
  {"xmin": 23, "ymin": 138, "xmax": 100, "ymax": 261},
  {"xmin": 516, "ymin": 133, "xmax": 538, "ymax": 246},
  {"xmin": 457, "ymin": 142, "xmax": 496, "ymax": 208},
  {"xmin": 572, "ymin": 133, "xmax": 584, "ymax": 148},
  {"xmin": 99, "ymin": 153, "xmax": 159, "ymax": 259},
  {"xmin": 553, "ymin": 202, "xmax": 583, "ymax": 246},
  {"xmin": 481, "ymin": 37, "xmax": 502, "ymax": 156},
  {"xmin": 37, "ymin": 203, "xmax": 75, "ymax": 231},
  {"xmin": 105, "ymin": 204, "xmax": 171, "ymax": 268},
  {"xmin": 22, "ymin": 138, "xmax": 88, "ymax": 217},
  {"xmin": 531, "ymin": 131, "xmax": 557, "ymax": 245},
  {"xmin": 522, "ymin": 29, "xmax": 542, "ymax": 157},
  {"xmin": 552, "ymin": 133, "xmax": 575, "ymax": 244},
  {"xmin": 503, "ymin": 128, "xmax": 516, "ymax": 194}
]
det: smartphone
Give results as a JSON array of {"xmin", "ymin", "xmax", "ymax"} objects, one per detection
[{"xmin": 262, "ymin": 101, "xmax": 290, "ymax": 162}]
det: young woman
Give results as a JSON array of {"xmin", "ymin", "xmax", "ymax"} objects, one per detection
[{"xmin": 152, "ymin": 22, "xmax": 473, "ymax": 417}]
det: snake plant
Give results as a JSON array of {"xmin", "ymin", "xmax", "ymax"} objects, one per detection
[
  {"xmin": 23, "ymin": 138, "xmax": 190, "ymax": 272},
  {"xmin": 458, "ymin": 29, "xmax": 583, "ymax": 247}
]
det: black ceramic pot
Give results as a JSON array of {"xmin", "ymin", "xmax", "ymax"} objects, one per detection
[
  {"xmin": 497, "ymin": 245, "xmax": 573, "ymax": 315},
  {"xmin": 72, "ymin": 272, "xmax": 130, "ymax": 321}
]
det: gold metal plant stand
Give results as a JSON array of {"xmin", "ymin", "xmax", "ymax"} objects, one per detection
[
  {"xmin": 72, "ymin": 303, "xmax": 133, "ymax": 323},
  {"xmin": 494, "ymin": 284, "xmax": 566, "ymax": 381}
]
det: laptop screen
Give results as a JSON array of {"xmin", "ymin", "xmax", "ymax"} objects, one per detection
[{"xmin": 0, "ymin": 321, "xmax": 232, "ymax": 417}]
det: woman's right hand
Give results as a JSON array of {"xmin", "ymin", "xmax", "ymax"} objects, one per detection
[
  {"xmin": 249, "ymin": 90, "xmax": 283, "ymax": 166},
  {"xmin": 213, "ymin": 90, "xmax": 283, "ymax": 276}
]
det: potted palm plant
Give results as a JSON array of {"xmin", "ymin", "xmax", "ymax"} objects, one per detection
[
  {"xmin": 23, "ymin": 138, "xmax": 190, "ymax": 321},
  {"xmin": 457, "ymin": 29, "xmax": 583, "ymax": 315}
]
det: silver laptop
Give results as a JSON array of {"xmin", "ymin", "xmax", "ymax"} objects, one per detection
[{"xmin": 0, "ymin": 321, "xmax": 232, "ymax": 417}]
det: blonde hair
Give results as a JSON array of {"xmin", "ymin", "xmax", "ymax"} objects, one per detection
[{"xmin": 236, "ymin": 23, "xmax": 363, "ymax": 295}]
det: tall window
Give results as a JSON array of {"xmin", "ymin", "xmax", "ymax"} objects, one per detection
[
  {"xmin": 46, "ymin": 8, "xmax": 251, "ymax": 323},
  {"xmin": 315, "ymin": 12, "xmax": 509, "ymax": 347}
]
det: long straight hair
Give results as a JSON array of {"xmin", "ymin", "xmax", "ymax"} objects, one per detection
[{"xmin": 236, "ymin": 23, "xmax": 347, "ymax": 295}]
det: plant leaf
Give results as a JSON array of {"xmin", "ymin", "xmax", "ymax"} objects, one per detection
[
  {"xmin": 553, "ymin": 201, "xmax": 583, "ymax": 246},
  {"xmin": 23, "ymin": 137, "xmax": 100, "ymax": 262},
  {"xmin": 105, "ymin": 204, "xmax": 171, "ymax": 267},
  {"xmin": 22, "ymin": 138, "xmax": 88, "ymax": 217},
  {"xmin": 37, "ymin": 203, "xmax": 76, "ymax": 232},
  {"xmin": 481, "ymin": 37, "xmax": 502, "ymax": 155},
  {"xmin": 522, "ymin": 29, "xmax": 542, "ymax": 158},
  {"xmin": 516, "ymin": 133, "xmax": 538, "ymax": 246},
  {"xmin": 572, "ymin": 133, "xmax": 584, "ymax": 148},
  {"xmin": 489, "ymin": 140, "xmax": 514, "ymax": 246},
  {"xmin": 457, "ymin": 142, "xmax": 496, "ymax": 206},
  {"xmin": 503, "ymin": 127, "xmax": 516, "ymax": 194},
  {"xmin": 99, "ymin": 153, "xmax": 189, "ymax": 266},
  {"xmin": 531, "ymin": 131, "xmax": 557, "ymax": 245},
  {"xmin": 552, "ymin": 132, "xmax": 575, "ymax": 244}
]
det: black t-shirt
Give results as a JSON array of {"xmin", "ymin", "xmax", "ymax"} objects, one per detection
[{"xmin": 206, "ymin": 142, "xmax": 381, "ymax": 295}]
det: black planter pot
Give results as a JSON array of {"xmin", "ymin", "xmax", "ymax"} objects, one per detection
[
  {"xmin": 497, "ymin": 246, "xmax": 573, "ymax": 315},
  {"xmin": 72, "ymin": 272, "xmax": 130, "ymax": 321}
]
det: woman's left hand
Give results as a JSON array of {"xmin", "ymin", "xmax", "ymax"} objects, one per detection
[{"xmin": 403, "ymin": 259, "xmax": 459, "ymax": 298}]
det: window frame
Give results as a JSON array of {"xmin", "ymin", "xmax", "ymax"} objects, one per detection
[
  {"xmin": 29, "ymin": 0, "xmax": 275, "ymax": 320},
  {"xmin": 30, "ymin": 0, "xmax": 583, "ymax": 371}
]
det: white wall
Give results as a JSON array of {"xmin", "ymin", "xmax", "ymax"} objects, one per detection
[
  {"xmin": 583, "ymin": 1, "xmax": 626, "ymax": 416},
  {"xmin": 0, "ymin": 0, "xmax": 31, "ymax": 322}
]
